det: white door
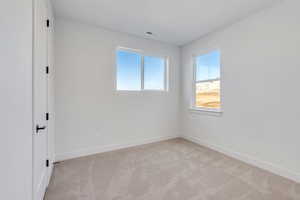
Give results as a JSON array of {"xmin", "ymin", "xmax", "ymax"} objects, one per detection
[{"xmin": 33, "ymin": 0, "xmax": 49, "ymax": 199}]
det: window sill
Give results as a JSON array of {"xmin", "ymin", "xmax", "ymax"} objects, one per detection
[
  {"xmin": 189, "ymin": 107, "xmax": 223, "ymax": 116},
  {"xmin": 115, "ymin": 89, "xmax": 168, "ymax": 93}
]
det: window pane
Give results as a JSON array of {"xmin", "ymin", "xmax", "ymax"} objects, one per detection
[
  {"xmin": 144, "ymin": 56, "xmax": 165, "ymax": 90},
  {"xmin": 196, "ymin": 80, "xmax": 220, "ymax": 108},
  {"xmin": 116, "ymin": 50, "xmax": 141, "ymax": 90},
  {"xmin": 195, "ymin": 50, "xmax": 221, "ymax": 109},
  {"xmin": 196, "ymin": 50, "xmax": 220, "ymax": 81}
]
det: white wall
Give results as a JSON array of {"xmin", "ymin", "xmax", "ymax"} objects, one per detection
[
  {"xmin": 181, "ymin": 0, "xmax": 300, "ymax": 181},
  {"xmin": 0, "ymin": 1, "xmax": 33, "ymax": 200},
  {"xmin": 54, "ymin": 19, "xmax": 180, "ymax": 160}
]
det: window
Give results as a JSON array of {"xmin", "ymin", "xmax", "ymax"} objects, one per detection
[
  {"xmin": 116, "ymin": 50, "xmax": 142, "ymax": 90},
  {"xmin": 144, "ymin": 56, "xmax": 165, "ymax": 90},
  {"xmin": 116, "ymin": 49, "xmax": 167, "ymax": 91},
  {"xmin": 192, "ymin": 50, "xmax": 221, "ymax": 111}
]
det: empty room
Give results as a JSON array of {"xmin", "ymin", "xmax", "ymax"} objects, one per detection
[{"xmin": 2, "ymin": 0, "xmax": 300, "ymax": 199}]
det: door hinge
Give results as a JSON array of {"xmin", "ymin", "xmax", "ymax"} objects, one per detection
[
  {"xmin": 46, "ymin": 159, "xmax": 49, "ymax": 167},
  {"xmin": 46, "ymin": 66, "xmax": 49, "ymax": 74},
  {"xmin": 46, "ymin": 19, "xmax": 50, "ymax": 28},
  {"xmin": 46, "ymin": 113, "xmax": 49, "ymax": 121}
]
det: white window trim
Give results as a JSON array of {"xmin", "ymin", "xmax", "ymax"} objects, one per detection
[
  {"xmin": 190, "ymin": 48, "xmax": 223, "ymax": 113},
  {"xmin": 115, "ymin": 47, "xmax": 169, "ymax": 92}
]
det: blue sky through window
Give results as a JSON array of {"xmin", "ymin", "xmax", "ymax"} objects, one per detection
[
  {"xmin": 117, "ymin": 50, "xmax": 166, "ymax": 90},
  {"xmin": 117, "ymin": 50, "xmax": 141, "ymax": 90},
  {"xmin": 144, "ymin": 56, "xmax": 165, "ymax": 90},
  {"xmin": 196, "ymin": 50, "xmax": 220, "ymax": 81}
]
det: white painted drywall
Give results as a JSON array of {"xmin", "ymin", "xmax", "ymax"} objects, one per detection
[
  {"xmin": 54, "ymin": 19, "xmax": 180, "ymax": 160},
  {"xmin": 0, "ymin": 1, "xmax": 33, "ymax": 200},
  {"xmin": 181, "ymin": 0, "xmax": 300, "ymax": 180}
]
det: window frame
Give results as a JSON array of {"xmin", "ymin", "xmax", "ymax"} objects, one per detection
[
  {"xmin": 115, "ymin": 47, "xmax": 169, "ymax": 92},
  {"xmin": 190, "ymin": 48, "xmax": 222, "ymax": 113}
]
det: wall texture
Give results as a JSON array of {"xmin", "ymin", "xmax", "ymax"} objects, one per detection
[
  {"xmin": 54, "ymin": 19, "xmax": 180, "ymax": 160},
  {"xmin": 181, "ymin": 0, "xmax": 300, "ymax": 181},
  {"xmin": 0, "ymin": 1, "xmax": 33, "ymax": 199}
]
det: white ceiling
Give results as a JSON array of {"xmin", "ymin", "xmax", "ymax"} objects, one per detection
[{"xmin": 51, "ymin": 0, "xmax": 279, "ymax": 46}]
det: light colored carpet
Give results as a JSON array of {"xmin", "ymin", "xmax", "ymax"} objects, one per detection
[{"xmin": 45, "ymin": 138, "xmax": 300, "ymax": 200}]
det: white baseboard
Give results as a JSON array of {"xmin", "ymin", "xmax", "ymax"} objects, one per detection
[
  {"xmin": 182, "ymin": 135, "xmax": 300, "ymax": 183},
  {"xmin": 55, "ymin": 135, "xmax": 179, "ymax": 162}
]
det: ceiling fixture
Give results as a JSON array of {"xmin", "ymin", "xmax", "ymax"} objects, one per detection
[{"xmin": 146, "ymin": 31, "xmax": 153, "ymax": 35}]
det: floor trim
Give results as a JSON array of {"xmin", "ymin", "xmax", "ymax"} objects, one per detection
[
  {"xmin": 183, "ymin": 135, "xmax": 300, "ymax": 183},
  {"xmin": 55, "ymin": 135, "xmax": 179, "ymax": 162}
]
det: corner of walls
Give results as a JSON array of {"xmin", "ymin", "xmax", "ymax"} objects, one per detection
[
  {"xmin": 54, "ymin": 19, "xmax": 181, "ymax": 161},
  {"xmin": 179, "ymin": 0, "xmax": 300, "ymax": 183},
  {"xmin": 177, "ymin": 45, "xmax": 186, "ymax": 138}
]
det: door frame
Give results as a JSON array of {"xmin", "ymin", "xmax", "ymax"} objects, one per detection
[
  {"xmin": 32, "ymin": 0, "xmax": 53, "ymax": 199},
  {"xmin": 45, "ymin": 0, "xmax": 55, "ymax": 187}
]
